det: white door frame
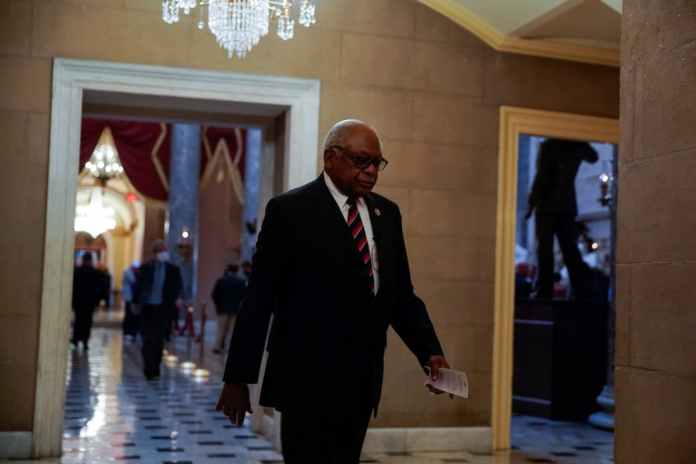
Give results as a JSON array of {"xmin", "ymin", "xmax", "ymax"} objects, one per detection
[{"xmin": 33, "ymin": 58, "xmax": 320, "ymax": 457}]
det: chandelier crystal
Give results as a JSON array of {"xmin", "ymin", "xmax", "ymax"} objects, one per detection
[
  {"xmin": 74, "ymin": 190, "xmax": 118, "ymax": 238},
  {"xmin": 84, "ymin": 133, "xmax": 124, "ymax": 183},
  {"xmin": 162, "ymin": 0, "xmax": 318, "ymax": 59}
]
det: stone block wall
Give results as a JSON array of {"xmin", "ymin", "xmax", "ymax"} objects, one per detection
[{"xmin": 0, "ymin": 0, "xmax": 618, "ymax": 431}]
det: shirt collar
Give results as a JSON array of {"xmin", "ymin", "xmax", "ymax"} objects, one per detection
[{"xmin": 323, "ymin": 171, "xmax": 350, "ymax": 208}]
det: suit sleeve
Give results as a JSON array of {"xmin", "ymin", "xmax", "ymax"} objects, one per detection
[
  {"xmin": 389, "ymin": 207, "xmax": 444, "ymax": 367},
  {"xmin": 223, "ymin": 198, "xmax": 287, "ymax": 384},
  {"xmin": 211, "ymin": 279, "xmax": 222, "ymax": 310},
  {"xmin": 132, "ymin": 266, "xmax": 147, "ymax": 305}
]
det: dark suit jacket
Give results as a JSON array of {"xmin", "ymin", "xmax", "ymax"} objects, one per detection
[
  {"xmin": 212, "ymin": 273, "xmax": 246, "ymax": 315},
  {"xmin": 223, "ymin": 176, "xmax": 444, "ymax": 414},
  {"xmin": 133, "ymin": 260, "xmax": 183, "ymax": 307},
  {"xmin": 528, "ymin": 139, "xmax": 599, "ymax": 216},
  {"xmin": 72, "ymin": 265, "xmax": 106, "ymax": 311}
]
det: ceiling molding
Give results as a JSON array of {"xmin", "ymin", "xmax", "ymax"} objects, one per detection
[
  {"xmin": 602, "ymin": 0, "xmax": 622, "ymax": 14},
  {"xmin": 509, "ymin": 0, "xmax": 586, "ymax": 38},
  {"xmin": 417, "ymin": 0, "xmax": 620, "ymax": 67}
]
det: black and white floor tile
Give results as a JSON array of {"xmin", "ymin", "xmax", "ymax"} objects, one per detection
[{"xmin": 8, "ymin": 322, "xmax": 613, "ymax": 464}]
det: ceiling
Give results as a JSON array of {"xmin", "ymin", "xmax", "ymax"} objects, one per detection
[{"xmin": 419, "ymin": 0, "xmax": 622, "ymax": 66}]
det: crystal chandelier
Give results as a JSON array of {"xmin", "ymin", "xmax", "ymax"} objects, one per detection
[
  {"xmin": 162, "ymin": 0, "xmax": 317, "ymax": 59},
  {"xmin": 74, "ymin": 190, "xmax": 118, "ymax": 238},
  {"xmin": 84, "ymin": 132, "xmax": 124, "ymax": 184}
]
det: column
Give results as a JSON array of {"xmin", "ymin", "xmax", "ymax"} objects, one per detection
[
  {"xmin": 616, "ymin": 2, "xmax": 696, "ymax": 462},
  {"xmin": 241, "ymin": 128, "xmax": 263, "ymax": 263},
  {"xmin": 168, "ymin": 123, "xmax": 201, "ymax": 303}
]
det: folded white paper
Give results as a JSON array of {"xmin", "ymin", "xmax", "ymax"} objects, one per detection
[{"xmin": 424, "ymin": 368, "xmax": 469, "ymax": 399}]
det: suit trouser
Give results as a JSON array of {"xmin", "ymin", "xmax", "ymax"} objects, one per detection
[
  {"xmin": 214, "ymin": 313, "xmax": 236, "ymax": 350},
  {"xmin": 72, "ymin": 306, "xmax": 95, "ymax": 344},
  {"xmin": 122, "ymin": 302, "xmax": 141, "ymax": 337},
  {"xmin": 141, "ymin": 304, "xmax": 169, "ymax": 377},
  {"xmin": 280, "ymin": 406, "xmax": 372, "ymax": 464},
  {"xmin": 535, "ymin": 214, "xmax": 588, "ymax": 297}
]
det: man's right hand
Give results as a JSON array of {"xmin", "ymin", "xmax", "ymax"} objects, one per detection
[{"xmin": 216, "ymin": 383, "xmax": 252, "ymax": 426}]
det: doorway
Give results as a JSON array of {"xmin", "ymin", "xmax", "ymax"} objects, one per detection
[
  {"xmin": 492, "ymin": 107, "xmax": 620, "ymax": 452},
  {"xmin": 33, "ymin": 59, "xmax": 320, "ymax": 457}
]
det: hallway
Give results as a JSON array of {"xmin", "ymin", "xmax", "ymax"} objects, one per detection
[
  {"xmin": 60, "ymin": 328, "xmax": 283, "ymax": 464},
  {"xmin": 4, "ymin": 327, "xmax": 612, "ymax": 464}
]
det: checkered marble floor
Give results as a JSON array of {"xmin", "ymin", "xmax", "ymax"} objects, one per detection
[{"xmin": 5, "ymin": 327, "xmax": 613, "ymax": 464}]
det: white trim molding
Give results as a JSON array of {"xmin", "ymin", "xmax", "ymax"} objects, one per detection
[
  {"xmin": 364, "ymin": 427, "xmax": 491, "ymax": 455},
  {"xmin": 418, "ymin": 0, "xmax": 619, "ymax": 67},
  {"xmin": 0, "ymin": 432, "xmax": 32, "ymax": 459},
  {"xmin": 34, "ymin": 58, "xmax": 320, "ymax": 458},
  {"xmin": 492, "ymin": 106, "xmax": 619, "ymax": 450}
]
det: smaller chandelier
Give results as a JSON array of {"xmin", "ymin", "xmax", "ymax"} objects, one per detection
[
  {"xmin": 162, "ymin": 0, "xmax": 318, "ymax": 59},
  {"xmin": 75, "ymin": 190, "xmax": 118, "ymax": 238},
  {"xmin": 84, "ymin": 128, "xmax": 124, "ymax": 183}
]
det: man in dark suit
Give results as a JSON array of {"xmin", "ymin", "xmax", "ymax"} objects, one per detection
[
  {"xmin": 526, "ymin": 138, "xmax": 599, "ymax": 299},
  {"xmin": 211, "ymin": 263, "xmax": 247, "ymax": 354},
  {"xmin": 216, "ymin": 120, "xmax": 449, "ymax": 463},
  {"xmin": 71, "ymin": 252, "xmax": 106, "ymax": 350},
  {"xmin": 133, "ymin": 240, "xmax": 183, "ymax": 380}
]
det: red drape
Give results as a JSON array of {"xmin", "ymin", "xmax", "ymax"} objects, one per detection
[
  {"xmin": 80, "ymin": 119, "xmax": 245, "ymax": 202},
  {"xmin": 79, "ymin": 120, "xmax": 103, "ymax": 170},
  {"xmin": 202, "ymin": 126, "xmax": 246, "ymax": 180},
  {"xmin": 81, "ymin": 118, "xmax": 171, "ymax": 202}
]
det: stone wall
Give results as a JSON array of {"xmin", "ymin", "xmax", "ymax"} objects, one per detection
[
  {"xmin": 616, "ymin": 1, "xmax": 696, "ymax": 462},
  {"xmin": 0, "ymin": 0, "xmax": 618, "ymax": 431}
]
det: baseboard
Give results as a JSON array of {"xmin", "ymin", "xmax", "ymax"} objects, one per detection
[
  {"xmin": 0, "ymin": 432, "xmax": 32, "ymax": 459},
  {"xmin": 364, "ymin": 426, "xmax": 492, "ymax": 454}
]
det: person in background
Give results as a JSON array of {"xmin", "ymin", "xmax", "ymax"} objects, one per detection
[
  {"xmin": 211, "ymin": 264, "xmax": 247, "ymax": 354},
  {"xmin": 515, "ymin": 262, "xmax": 534, "ymax": 300},
  {"xmin": 133, "ymin": 240, "xmax": 182, "ymax": 380},
  {"xmin": 98, "ymin": 267, "xmax": 113, "ymax": 311},
  {"xmin": 121, "ymin": 260, "xmax": 141, "ymax": 340},
  {"xmin": 71, "ymin": 252, "xmax": 106, "ymax": 350},
  {"xmin": 241, "ymin": 260, "xmax": 253, "ymax": 280}
]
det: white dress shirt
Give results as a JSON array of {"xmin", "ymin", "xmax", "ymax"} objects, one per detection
[{"xmin": 323, "ymin": 172, "xmax": 380, "ymax": 294}]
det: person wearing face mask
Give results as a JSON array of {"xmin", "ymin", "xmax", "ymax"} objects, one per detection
[{"xmin": 133, "ymin": 239, "xmax": 183, "ymax": 380}]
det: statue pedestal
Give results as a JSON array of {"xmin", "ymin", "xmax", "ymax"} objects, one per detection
[
  {"xmin": 588, "ymin": 385, "xmax": 615, "ymax": 430},
  {"xmin": 513, "ymin": 298, "xmax": 608, "ymax": 420}
]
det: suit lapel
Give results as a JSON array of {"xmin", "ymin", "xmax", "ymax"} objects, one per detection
[
  {"xmin": 364, "ymin": 194, "xmax": 384, "ymax": 263},
  {"xmin": 365, "ymin": 193, "xmax": 391, "ymax": 297}
]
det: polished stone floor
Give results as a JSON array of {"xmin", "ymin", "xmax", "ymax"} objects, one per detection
[{"xmin": 7, "ymin": 325, "xmax": 613, "ymax": 464}]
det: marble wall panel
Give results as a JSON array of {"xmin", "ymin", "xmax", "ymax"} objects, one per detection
[{"xmin": 0, "ymin": 0, "xmax": 619, "ymax": 431}]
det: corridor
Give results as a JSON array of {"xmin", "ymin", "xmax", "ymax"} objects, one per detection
[
  {"xmin": 9, "ymin": 327, "xmax": 612, "ymax": 464},
  {"xmin": 60, "ymin": 328, "xmax": 282, "ymax": 464}
]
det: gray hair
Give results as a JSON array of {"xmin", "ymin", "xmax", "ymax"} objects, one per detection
[{"xmin": 322, "ymin": 119, "xmax": 382, "ymax": 152}]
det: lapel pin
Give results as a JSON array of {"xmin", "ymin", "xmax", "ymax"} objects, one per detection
[{"xmin": 375, "ymin": 208, "xmax": 381, "ymax": 217}]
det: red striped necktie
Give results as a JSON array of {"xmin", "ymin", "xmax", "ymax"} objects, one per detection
[{"xmin": 347, "ymin": 197, "xmax": 375, "ymax": 293}]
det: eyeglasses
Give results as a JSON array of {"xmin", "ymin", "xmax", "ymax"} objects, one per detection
[{"xmin": 329, "ymin": 146, "xmax": 389, "ymax": 171}]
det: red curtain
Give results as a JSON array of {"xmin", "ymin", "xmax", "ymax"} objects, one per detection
[
  {"xmin": 80, "ymin": 119, "xmax": 245, "ymax": 202},
  {"xmin": 80, "ymin": 119, "xmax": 104, "ymax": 170},
  {"xmin": 81, "ymin": 118, "xmax": 171, "ymax": 202},
  {"xmin": 202, "ymin": 126, "xmax": 246, "ymax": 180}
]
